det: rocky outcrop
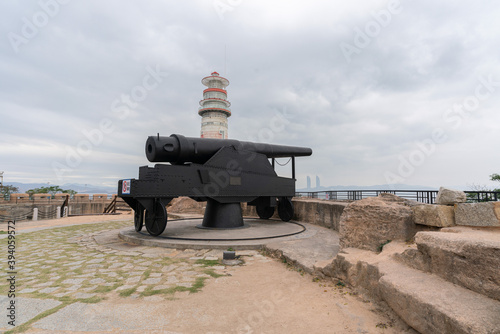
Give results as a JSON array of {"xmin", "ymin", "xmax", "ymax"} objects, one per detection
[
  {"xmin": 167, "ymin": 197, "xmax": 205, "ymax": 214},
  {"xmin": 455, "ymin": 202, "xmax": 500, "ymax": 227},
  {"xmin": 339, "ymin": 193, "xmax": 424, "ymax": 252},
  {"xmin": 435, "ymin": 187, "xmax": 466, "ymax": 205},
  {"xmin": 412, "ymin": 204, "xmax": 455, "ymax": 227}
]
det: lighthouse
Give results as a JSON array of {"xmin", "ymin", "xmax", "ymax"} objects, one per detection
[{"xmin": 199, "ymin": 71, "xmax": 231, "ymax": 139}]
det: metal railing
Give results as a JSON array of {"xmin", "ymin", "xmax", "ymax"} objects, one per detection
[{"xmin": 295, "ymin": 190, "xmax": 500, "ymax": 204}]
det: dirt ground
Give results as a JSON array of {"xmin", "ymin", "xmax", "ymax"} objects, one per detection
[{"xmin": 6, "ymin": 215, "xmax": 413, "ymax": 333}]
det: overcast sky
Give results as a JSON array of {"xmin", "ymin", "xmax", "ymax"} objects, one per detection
[{"xmin": 1, "ymin": 0, "xmax": 499, "ymax": 190}]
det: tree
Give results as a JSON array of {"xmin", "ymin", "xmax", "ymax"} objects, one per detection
[
  {"xmin": 61, "ymin": 189, "xmax": 78, "ymax": 196},
  {"xmin": 26, "ymin": 186, "xmax": 77, "ymax": 198},
  {"xmin": 0, "ymin": 185, "xmax": 19, "ymax": 199},
  {"xmin": 491, "ymin": 173, "xmax": 500, "ymax": 192}
]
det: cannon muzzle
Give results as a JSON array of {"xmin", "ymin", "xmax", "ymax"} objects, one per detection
[{"xmin": 146, "ymin": 134, "xmax": 312, "ymax": 164}]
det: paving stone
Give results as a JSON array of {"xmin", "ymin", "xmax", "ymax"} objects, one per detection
[
  {"xmin": 177, "ymin": 283, "xmax": 193, "ymax": 288},
  {"xmin": 38, "ymin": 287, "xmax": 59, "ymax": 293},
  {"xmin": 74, "ymin": 293, "xmax": 96, "ymax": 299},
  {"xmin": 53, "ymin": 293, "xmax": 68, "ymax": 298},
  {"xmin": 115, "ymin": 251, "xmax": 141, "ymax": 256},
  {"xmin": 89, "ymin": 278, "xmax": 106, "ymax": 284},
  {"xmin": 116, "ymin": 285, "xmax": 135, "ymax": 291},
  {"xmin": 76, "ymin": 273, "xmax": 95, "ymax": 278},
  {"xmin": 35, "ymin": 282, "xmax": 55, "ymax": 287},
  {"xmin": 136, "ymin": 286, "xmax": 147, "ymax": 292},
  {"xmin": 62, "ymin": 278, "xmax": 86, "ymax": 285},
  {"xmin": 19, "ymin": 288, "xmax": 37, "ymax": 293},
  {"xmin": 204, "ymin": 256, "xmax": 219, "ymax": 261},
  {"xmin": 126, "ymin": 276, "xmax": 141, "ymax": 284},
  {"xmin": 87, "ymin": 258, "xmax": 104, "ymax": 264},
  {"xmin": 64, "ymin": 260, "xmax": 85, "ymax": 266},
  {"xmin": 142, "ymin": 278, "xmax": 161, "ymax": 285},
  {"xmin": 165, "ymin": 276, "xmax": 178, "ymax": 284},
  {"xmin": 211, "ymin": 266, "xmax": 226, "ymax": 270},
  {"xmin": 149, "ymin": 273, "xmax": 162, "ymax": 278},
  {"xmin": 67, "ymin": 285, "xmax": 82, "ymax": 291},
  {"xmin": 161, "ymin": 265, "xmax": 176, "ymax": 272},
  {"xmin": 0, "ymin": 297, "xmax": 61, "ymax": 329},
  {"xmin": 152, "ymin": 285, "xmax": 172, "ymax": 291}
]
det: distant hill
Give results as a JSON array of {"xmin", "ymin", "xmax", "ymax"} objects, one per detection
[
  {"xmin": 297, "ymin": 184, "xmax": 440, "ymax": 192},
  {"xmin": 7, "ymin": 182, "xmax": 117, "ymax": 194}
]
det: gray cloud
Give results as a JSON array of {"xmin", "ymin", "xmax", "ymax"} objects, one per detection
[{"xmin": 1, "ymin": 0, "xmax": 499, "ymax": 190}]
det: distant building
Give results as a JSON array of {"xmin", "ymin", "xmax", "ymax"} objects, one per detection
[
  {"xmin": 199, "ymin": 71, "xmax": 231, "ymax": 139},
  {"xmin": 307, "ymin": 176, "xmax": 311, "ymax": 189},
  {"xmin": 316, "ymin": 175, "xmax": 321, "ymax": 188}
]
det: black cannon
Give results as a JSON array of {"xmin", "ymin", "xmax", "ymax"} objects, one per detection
[{"xmin": 118, "ymin": 134, "xmax": 312, "ymax": 236}]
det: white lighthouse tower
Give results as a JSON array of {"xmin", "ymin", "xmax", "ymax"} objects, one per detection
[{"xmin": 199, "ymin": 72, "xmax": 231, "ymax": 139}]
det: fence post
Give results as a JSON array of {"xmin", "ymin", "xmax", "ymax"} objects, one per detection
[
  {"xmin": 56, "ymin": 206, "xmax": 61, "ymax": 219},
  {"xmin": 32, "ymin": 208, "xmax": 38, "ymax": 221},
  {"xmin": 63, "ymin": 206, "xmax": 68, "ymax": 218}
]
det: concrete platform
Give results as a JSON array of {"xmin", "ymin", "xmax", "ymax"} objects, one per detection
[{"xmin": 120, "ymin": 218, "xmax": 314, "ymax": 250}]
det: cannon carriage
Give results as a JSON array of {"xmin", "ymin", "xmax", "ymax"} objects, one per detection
[{"xmin": 118, "ymin": 134, "xmax": 312, "ymax": 236}]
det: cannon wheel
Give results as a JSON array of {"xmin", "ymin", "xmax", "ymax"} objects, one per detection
[
  {"xmin": 277, "ymin": 197, "xmax": 294, "ymax": 222},
  {"xmin": 134, "ymin": 208, "xmax": 144, "ymax": 232},
  {"xmin": 256, "ymin": 205, "xmax": 275, "ymax": 219},
  {"xmin": 145, "ymin": 201, "xmax": 167, "ymax": 236}
]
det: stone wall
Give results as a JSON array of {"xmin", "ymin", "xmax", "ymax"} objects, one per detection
[
  {"xmin": 166, "ymin": 197, "xmax": 348, "ymax": 232},
  {"xmin": 291, "ymin": 198, "xmax": 347, "ymax": 231},
  {"xmin": 0, "ymin": 198, "xmax": 116, "ymax": 222}
]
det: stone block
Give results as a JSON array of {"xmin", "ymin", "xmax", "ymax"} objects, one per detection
[
  {"xmin": 455, "ymin": 202, "xmax": 500, "ymax": 227},
  {"xmin": 339, "ymin": 194, "xmax": 419, "ymax": 252},
  {"xmin": 435, "ymin": 187, "xmax": 466, "ymax": 205},
  {"xmin": 415, "ymin": 228, "xmax": 500, "ymax": 301},
  {"xmin": 412, "ymin": 204, "xmax": 455, "ymax": 227}
]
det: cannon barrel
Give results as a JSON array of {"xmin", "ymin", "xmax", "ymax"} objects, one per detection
[{"xmin": 146, "ymin": 134, "xmax": 312, "ymax": 164}]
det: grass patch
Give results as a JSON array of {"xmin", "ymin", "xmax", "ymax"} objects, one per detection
[
  {"xmin": 143, "ymin": 269, "xmax": 152, "ymax": 279},
  {"xmin": 189, "ymin": 277, "xmax": 207, "ymax": 292},
  {"xmin": 92, "ymin": 284, "xmax": 118, "ymax": 294},
  {"xmin": 203, "ymin": 269, "xmax": 224, "ymax": 278},
  {"xmin": 0, "ymin": 230, "xmax": 7, "ymax": 234},
  {"xmin": 336, "ymin": 280, "xmax": 346, "ymax": 288},
  {"xmin": 377, "ymin": 240, "xmax": 392, "ymax": 253},
  {"xmin": 140, "ymin": 277, "xmax": 209, "ymax": 297},
  {"xmin": 119, "ymin": 287, "xmax": 137, "ymax": 297},
  {"xmin": 79, "ymin": 296, "xmax": 102, "ymax": 303},
  {"xmin": 195, "ymin": 259, "xmax": 220, "ymax": 267}
]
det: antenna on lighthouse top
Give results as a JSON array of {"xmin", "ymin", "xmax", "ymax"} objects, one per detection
[{"xmin": 224, "ymin": 45, "xmax": 227, "ymax": 76}]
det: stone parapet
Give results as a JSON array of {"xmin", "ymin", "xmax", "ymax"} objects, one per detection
[{"xmin": 291, "ymin": 198, "xmax": 347, "ymax": 231}]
